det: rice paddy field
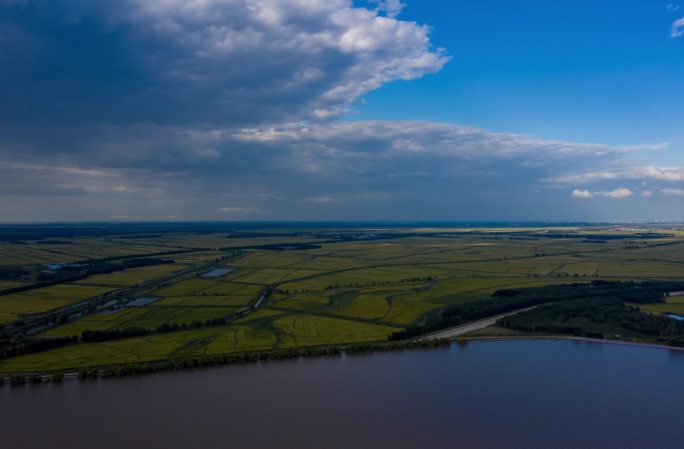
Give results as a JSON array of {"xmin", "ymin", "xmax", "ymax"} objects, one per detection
[
  {"xmin": 636, "ymin": 294, "xmax": 684, "ymax": 316},
  {"xmin": 1, "ymin": 225, "xmax": 683, "ymax": 373}
]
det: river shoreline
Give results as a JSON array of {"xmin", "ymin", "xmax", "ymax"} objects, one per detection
[
  {"xmin": 2, "ymin": 334, "xmax": 683, "ymax": 386},
  {"xmin": 459, "ymin": 334, "xmax": 684, "ymax": 352},
  {"xmin": 3, "ymin": 339, "xmax": 683, "ymax": 449}
]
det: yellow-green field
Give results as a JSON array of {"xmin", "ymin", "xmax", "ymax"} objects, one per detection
[
  {"xmin": 637, "ymin": 294, "xmax": 684, "ymax": 316},
  {"xmin": 0, "ymin": 281, "xmax": 24, "ymax": 290},
  {"xmin": 0, "ymin": 284, "xmax": 115, "ymax": 324},
  {"xmin": 72, "ymin": 263, "xmax": 191, "ymax": 287},
  {"xmin": 1, "ymin": 227, "xmax": 683, "ymax": 372}
]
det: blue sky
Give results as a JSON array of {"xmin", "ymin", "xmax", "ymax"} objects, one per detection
[
  {"xmin": 355, "ymin": 1, "xmax": 684, "ymax": 160},
  {"xmin": 0, "ymin": 0, "xmax": 683, "ymax": 222}
]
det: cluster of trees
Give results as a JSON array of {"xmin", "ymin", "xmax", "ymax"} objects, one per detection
[
  {"xmin": 491, "ymin": 279, "xmax": 682, "ymax": 304},
  {"xmin": 500, "ymin": 297, "xmax": 684, "ymax": 343},
  {"xmin": 81, "ymin": 328, "xmax": 151, "ymax": 343},
  {"xmin": 390, "ymin": 280, "xmax": 684, "ymax": 341},
  {"xmin": 0, "ymin": 336, "xmax": 77, "ymax": 360},
  {"xmin": 0, "ymin": 267, "xmax": 30, "ymax": 281},
  {"xmin": 399, "ymin": 277, "xmax": 436, "ymax": 283},
  {"xmin": 2, "ymin": 372, "xmax": 64, "ymax": 387},
  {"xmin": 321, "ymin": 280, "xmax": 417, "ymax": 292},
  {"xmin": 81, "ymin": 317, "xmax": 238, "ymax": 343},
  {"xmin": 37, "ymin": 258, "xmax": 175, "ymax": 283},
  {"xmin": 156, "ymin": 318, "xmax": 230, "ymax": 334},
  {"xmin": 220, "ymin": 242, "xmax": 322, "ymax": 252}
]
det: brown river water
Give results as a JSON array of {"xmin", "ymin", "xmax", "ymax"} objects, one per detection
[{"xmin": 1, "ymin": 340, "xmax": 683, "ymax": 449}]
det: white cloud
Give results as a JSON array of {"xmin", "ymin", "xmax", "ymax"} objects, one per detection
[
  {"xmin": 662, "ymin": 188, "xmax": 684, "ymax": 196},
  {"xmin": 1, "ymin": 0, "xmax": 448, "ymax": 126},
  {"xmin": 572, "ymin": 190, "xmax": 593, "ymax": 199},
  {"xmin": 234, "ymin": 120, "xmax": 625, "ymax": 161},
  {"xmin": 553, "ymin": 166, "xmax": 684, "ymax": 184},
  {"xmin": 371, "ymin": 0, "xmax": 405, "ymax": 18},
  {"xmin": 672, "ymin": 17, "xmax": 684, "ymax": 37},
  {"xmin": 598, "ymin": 187, "xmax": 633, "ymax": 199},
  {"xmin": 109, "ymin": 0, "xmax": 448, "ymax": 121},
  {"xmin": 668, "ymin": 4, "xmax": 681, "ymax": 12},
  {"xmin": 572, "ymin": 187, "xmax": 635, "ymax": 200},
  {"xmin": 641, "ymin": 190, "xmax": 653, "ymax": 198}
]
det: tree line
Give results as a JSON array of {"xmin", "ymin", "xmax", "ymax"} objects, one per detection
[
  {"xmin": 390, "ymin": 280, "xmax": 684, "ymax": 341},
  {"xmin": 499, "ymin": 297, "xmax": 684, "ymax": 344},
  {"xmin": 2, "ymin": 338, "xmax": 450, "ymax": 386}
]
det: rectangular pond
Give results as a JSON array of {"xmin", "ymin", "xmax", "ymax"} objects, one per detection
[
  {"xmin": 126, "ymin": 297, "xmax": 162, "ymax": 307},
  {"xmin": 201, "ymin": 268, "xmax": 235, "ymax": 278}
]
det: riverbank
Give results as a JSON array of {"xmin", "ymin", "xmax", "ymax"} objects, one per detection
[
  {"xmin": 458, "ymin": 334, "xmax": 684, "ymax": 353},
  {"xmin": 0, "ymin": 338, "xmax": 451, "ymax": 385},
  {"xmin": 4, "ymin": 331, "xmax": 684, "ymax": 387}
]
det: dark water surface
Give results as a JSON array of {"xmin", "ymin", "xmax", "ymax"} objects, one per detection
[{"xmin": 2, "ymin": 340, "xmax": 683, "ymax": 449}]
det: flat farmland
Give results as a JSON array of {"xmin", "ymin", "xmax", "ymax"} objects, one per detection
[
  {"xmin": 636, "ymin": 295, "xmax": 684, "ymax": 316},
  {"xmin": 2, "ymin": 226, "xmax": 683, "ymax": 373},
  {"xmin": 155, "ymin": 295, "xmax": 255, "ymax": 307},
  {"xmin": 154, "ymin": 278, "xmax": 224, "ymax": 296},
  {"xmin": 273, "ymin": 314, "xmax": 400, "ymax": 347},
  {"xmin": 230, "ymin": 268, "xmax": 326, "ymax": 285},
  {"xmin": 72, "ymin": 263, "xmax": 192, "ymax": 287},
  {"xmin": 0, "ymin": 238, "xmax": 179, "ymax": 266},
  {"xmin": 0, "ymin": 281, "xmax": 25, "ymax": 291},
  {"xmin": 0, "ymin": 284, "xmax": 115, "ymax": 324}
]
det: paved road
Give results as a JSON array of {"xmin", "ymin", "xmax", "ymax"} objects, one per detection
[{"xmin": 419, "ymin": 305, "xmax": 540, "ymax": 341}]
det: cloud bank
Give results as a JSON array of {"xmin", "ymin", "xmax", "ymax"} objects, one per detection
[
  {"xmin": 0, "ymin": 0, "xmax": 447, "ymax": 127},
  {"xmin": 2, "ymin": 119, "xmax": 683, "ymax": 221}
]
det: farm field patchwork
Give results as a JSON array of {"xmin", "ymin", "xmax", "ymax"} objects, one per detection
[
  {"xmin": 72, "ymin": 263, "xmax": 192, "ymax": 287},
  {"xmin": 0, "ymin": 284, "xmax": 115, "ymax": 324},
  {"xmin": 1, "ymin": 225, "xmax": 683, "ymax": 373}
]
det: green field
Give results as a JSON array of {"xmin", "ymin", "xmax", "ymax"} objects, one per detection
[
  {"xmin": 637, "ymin": 294, "xmax": 684, "ymax": 315},
  {"xmin": 72, "ymin": 264, "xmax": 191, "ymax": 287},
  {"xmin": 0, "ymin": 284, "xmax": 115, "ymax": 324},
  {"xmin": 1, "ymin": 226, "xmax": 683, "ymax": 373}
]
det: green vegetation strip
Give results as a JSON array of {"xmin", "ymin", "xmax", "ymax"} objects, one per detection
[
  {"xmin": 499, "ymin": 299, "xmax": 684, "ymax": 346},
  {"xmin": 1, "ymin": 339, "xmax": 450, "ymax": 385}
]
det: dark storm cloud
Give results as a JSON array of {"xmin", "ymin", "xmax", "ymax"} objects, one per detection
[{"xmin": 0, "ymin": 0, "xmax": 447, "ymax": 127}]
